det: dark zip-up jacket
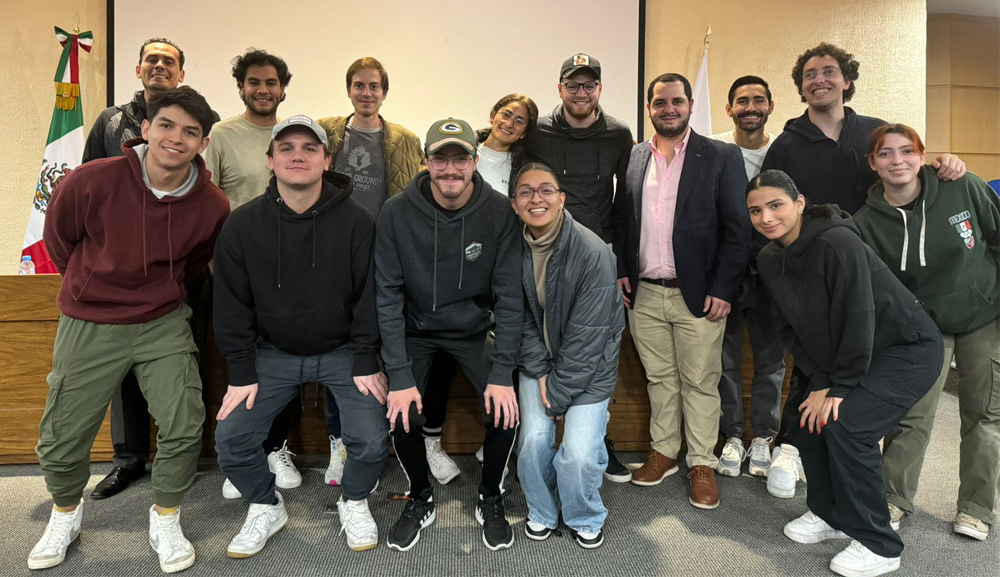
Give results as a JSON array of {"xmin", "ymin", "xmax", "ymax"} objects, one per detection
[
  {"xmin": 761, "ymin": 107, "xmax": 886, "ymax": 214},
  {"xmin": 376, "ymin": 171, "xmax": 522, "ymax": 392},
  {"xmin": 758, "ymin": 206, "xmax": 937, "ymax": 403},
  {"xmin": 213, "ymin": 171, "xmax": 380, "ymax": 385},
  {"xmin": 527, "ymin": 105, "xmax": 633, "ymax": 242},
  {"xmin": 854, "ymin": 166, "xmax": 1000, "ymax": 334},
  {"xmin": 83, "ymin": 90, "xmax": 149, "ymax": 162},
  {"xmin": 519, "ymin": 210, "xmax": 625, "ymax": 417}
]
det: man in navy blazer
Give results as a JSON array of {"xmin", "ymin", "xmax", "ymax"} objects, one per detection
[{"xmin": 611, "ymin": 73, "xmax": 750, "ymax": 510}]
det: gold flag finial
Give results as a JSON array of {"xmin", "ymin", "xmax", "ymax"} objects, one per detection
[
  {"xmin": 73, "ymin": 13, "xmax": 80, "ymax": 35},
  {"xmin": 703, "ymin": 25, "xmax": 712, "ymax": 49}
]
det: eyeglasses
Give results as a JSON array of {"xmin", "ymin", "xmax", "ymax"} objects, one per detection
[
  {"xmin": 498, "ymin": 109, "xmax": 527, "ymax": 128},
  {"xmin": 802, "ymin": 66, "xmax": 842, "ymax": 81},
  {"xmin": 561, "ymin": 80, "xmax": 599, "ymax": 94},
  {"xmin": 515, "ymin": 185, "xmax": 560, "ymax": 199},
  {"xmin": 427, "ymin": 154, "xmax": 474, "ymax": 171}
]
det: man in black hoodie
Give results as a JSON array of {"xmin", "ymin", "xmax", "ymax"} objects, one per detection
[
  {"xmin": 527, "ymin": 52, "xmax": 635, "ymax": 483},
  {"xmin": 212, "ymin": 116, "xmax": 387, "ymax": 556},
  {"xmin": 377, "ymin": 118, "xmax": 522, "ymax": 552}
]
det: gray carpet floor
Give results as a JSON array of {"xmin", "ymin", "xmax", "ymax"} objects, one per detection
[{"xmin": 2, "ymin": 382, "xmax": 997, "ymax": 576}]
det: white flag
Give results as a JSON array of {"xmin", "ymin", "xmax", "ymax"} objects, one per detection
[{"xmin": 690, "ymin": 47, "xmax": 712, "ymax": 135}]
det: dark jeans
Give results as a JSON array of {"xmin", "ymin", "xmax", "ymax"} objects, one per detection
[
  {"xmin": 421, "ymin": 352, "xmax": 458, "ymax": 435},
  {"xmin": 216, "ymin": 344, "xmax": 388, "ymax": 503},
  {"xmin": 391, "ymin": 332, "xmax": 516, "ymax": 500},
  {"xmin": 798, "ymin": 312, "xmax": 942, "ymax": 558},
  {"xmin": 718, "ymin": 306, "xmax": 785, "ymax": 439}
]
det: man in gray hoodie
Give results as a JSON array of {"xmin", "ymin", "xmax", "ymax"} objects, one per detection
[{"xmin": 376, "ymin": 118, "xmax": 522, "ymax": 552}]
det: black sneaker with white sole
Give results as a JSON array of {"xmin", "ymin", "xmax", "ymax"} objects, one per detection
[
  {"xmin": 603, "ymin": 437, "xmax": 632, "ymax": 482},
  {"xmin": 476, "ymin": 494, "xmax": 514, "ymax": 550},
  {"xmin": 386, "ymin": 496, "xmax": 435, "ymax": 552},
  {"xmin": 571, "ymin": 528, "xmax": 604, "ymax": 549}
]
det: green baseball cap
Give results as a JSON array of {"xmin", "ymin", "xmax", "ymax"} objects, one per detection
[{"xmin": 425, "ymin": 118, "xmax": 477, "ymax": 156}]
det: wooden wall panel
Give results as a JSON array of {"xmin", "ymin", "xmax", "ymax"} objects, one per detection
[
  {"xmin": 950, "ymin": 18, "xmax": 1000, "ymax": 89},
  {"xmin": 961, "ymin": 155, "xmax": 1000, "ymax": 182},
  {"xmin": 926, "ymin": 17, "xmax": 952, "ymax": 86},
  {"xmin": 950, "ymin": 87, "xmax": 1000, "ymax": 154},
  {"xmin": 925, "ymin": 86, "xmax": 952, "ymax": 152}
]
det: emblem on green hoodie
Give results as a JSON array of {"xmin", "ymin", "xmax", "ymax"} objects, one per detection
[
  {"xmin": 948, "ymin": 210, "xmax": 975, "ymax": 249},
  {"xmin": 465, "ymin": 241, "xmax": 482, "ymax": 261}
]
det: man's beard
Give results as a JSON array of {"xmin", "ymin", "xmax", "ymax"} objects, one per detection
[{"xmin": 653, "ymin": 115, "xmax": 689, "ymax": 138}]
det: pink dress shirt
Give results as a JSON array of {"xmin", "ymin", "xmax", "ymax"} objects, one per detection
[{"xmin": 638, "ymin": 129, "xmax": 690, "ymax": 280}]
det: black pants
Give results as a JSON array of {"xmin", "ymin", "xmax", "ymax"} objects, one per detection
[
  {"xmin": 391, "ymin": 332, "xmax": 516, "ymax": 500},
  {"xmin": 774, "ymin": 366, "xmax": 810, "ymax": 449},
  {"xmin": 797, "ymin": 312, "xmax": 942, "ymax": 558},
  {"xmin": 421, "ymin": 352, "xmax": 458, "ymax": 435}
]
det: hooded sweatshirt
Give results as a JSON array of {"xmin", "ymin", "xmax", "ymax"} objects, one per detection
[
  {"xmin": 44, "ymin": 138, "xmax": 229, "ymax": 324},
  {"xmin": 761, "ymin": 107, "xmax": 886, "ymax": 214},
  {"xmin": 757, "ymin": 206, "xmax": 933, "ymax": 404},
  {"xmin": 854, "ymin": 166, "xmax": 1000, "ymax": 334},
  {"xmin": 375, "ymin": 171, "xmax": 522, "ymax": 392},
  {"xmin": 527, "ymin": 105, "xmax": 633, "ymax": 242},
  {"xmin": 213, "ymin": 171, "xmax": 380, "ymax": 386}
]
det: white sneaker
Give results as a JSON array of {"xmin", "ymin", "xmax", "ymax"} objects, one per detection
[
  {"xmin": 716, "ymin": 437, "xmax": 746, "ymax": 477},
  {"xmin": 227, "ymin": 492, "xmax": 288, "ymax": 558},
  {"xmin": 337, "ymin": 497, "xmax": 378, "ymax": 551},
  {"xmin": 784, "ymin": 510, "xmax": 849, "ymax": 544},
  {"xmin": 27, "ymin": 500, "xmax": 83, "ymax": 570},
  {"xmin": 768, "ymin": 444, "xmax": 806, "ymax": 498},
  {"xmin": 267, "ymin": 441, "xmax": 303, "ymax": 489},
  {"xmin": 222, "ymin": 478, "xmax": 241, "ymax": 500},
  {"xmin": 425, "ymin": 437, "xmax": 460, "ymax": 484},
  {"xmin": 475, "ymin": 445, "xmax": 484, "ymax": 463},
  {"xmin": 325, "ymin": 436, "xmax": 347, "ymax": 486},
  {"xmin": 747, "ymin": 436, "xmax": 772, "ymax": 477},
  {"xmin": 888, "ymin": 503, "xmax": 904, "ymax": 531},
  {"xmin": 148, "ymin": 506, "xmax": 196, "ymax": 573},
  {"xmin": 830, "ymin": 540, "xmax": 900, "ymax": 577},
  {"xmin": 954, "ymin": 512, "xmax": 989, "ymax": 541}
]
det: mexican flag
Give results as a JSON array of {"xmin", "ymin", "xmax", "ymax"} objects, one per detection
[{"xmin": 21, "ymin": 27, "xmax": 93, "ymax": 274}]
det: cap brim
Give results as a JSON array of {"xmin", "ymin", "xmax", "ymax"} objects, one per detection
[
  {"xmin": 561, "ymin": 66, "xmax": 600, "ymax": 80},
  {"xmin": 427, "ymin": 138, "xmax": 476, "ymax": 156}
]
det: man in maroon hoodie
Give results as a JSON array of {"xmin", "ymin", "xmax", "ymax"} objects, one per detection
[{"xmin": 29, "ymin": 86, "xmax": 229, "ymax": 574}]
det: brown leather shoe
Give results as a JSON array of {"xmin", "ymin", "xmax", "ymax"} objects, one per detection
[
  {"xmin": 688, "ymin": 465, "xmax": 720, "ymax": 509},
  {"xmin": 630, "ymin": 450, "xmax": 679, "ymax": 486}
]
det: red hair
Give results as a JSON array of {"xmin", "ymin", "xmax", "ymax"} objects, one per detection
[{"xmin": 867, "ymin": 123, "xmax": 926, "ymax": 161}]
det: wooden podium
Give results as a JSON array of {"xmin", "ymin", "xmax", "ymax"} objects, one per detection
[{"xmin": 0, "ymin": 274, "xmax": 789, "ymax": 464}]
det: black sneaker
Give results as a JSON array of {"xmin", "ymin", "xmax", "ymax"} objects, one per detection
[
  {"xmin": 603, "ymin": 437, "xmax": 632, "ymax": 483},
  {"xmin": 386, "ymin": 496, "xmax": 435, "ymax": 552},
  {"xmin": 476, "ymin": 494, "xmax": 514, "ymax": 550},
  {"xmin": 571, "ymin": 529, "xmax": 604, "ymax": 549},
  {"xmin": 524, "ymin": 521, "xmax": 560, "ymax": 541}
]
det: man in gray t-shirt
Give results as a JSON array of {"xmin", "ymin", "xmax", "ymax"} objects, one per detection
[{"xmin": 334, "ymin": 124, "xmax": 388, "ymax": 219}]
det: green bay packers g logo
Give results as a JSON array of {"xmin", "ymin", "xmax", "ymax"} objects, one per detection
[
  {"xmin": 465, "ymin": 242, "xmax": 482, "ymax": 261},
  {"xmin": 440, "ymin": 122, "xmax": 464, "ymax": 134}
]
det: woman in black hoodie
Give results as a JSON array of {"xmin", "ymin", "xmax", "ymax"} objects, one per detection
[{"xmin": 747, "ymin": 170, "xmax": 942, "ymax": 577}]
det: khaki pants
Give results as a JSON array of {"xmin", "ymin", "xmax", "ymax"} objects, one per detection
[
  {"xmin": 35, "ymin": 304, "xmax": 205, "ymax": 508},
  {"xmin": 630, "ymin": 282, "xmax": 725, "ymax": 468},
  {"xmin": 883, "ymin": 317, "xmax": 1000, "ymax": 524}
]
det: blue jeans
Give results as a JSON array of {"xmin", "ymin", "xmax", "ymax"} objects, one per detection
[
  {"xmin": 216, "ymin": 343, "xmax": 388, "ymax": 502},
  {"xmin": 516, "ymin": 374, "xmax": 609, "ymax": 534}
]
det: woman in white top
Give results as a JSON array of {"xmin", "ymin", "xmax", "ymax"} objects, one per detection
[{"xmin": 475, "ymin": 93, "xmax": 538, "ymax": 196}]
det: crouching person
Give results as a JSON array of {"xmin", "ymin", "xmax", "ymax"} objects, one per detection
[
  {"xmin": 513, "ymin": 163, "xmax": 625, "ymax": 549},
  {"xmin": 213, "ymin": 116, "xmax": 388, "ymax": 557},
  {"xmin": 31, "ymin": 87, "xmax": 229, "ymax": 573}
]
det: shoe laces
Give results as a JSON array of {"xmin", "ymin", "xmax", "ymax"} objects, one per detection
[
  {"xmin": 771, "ymin": 450, "xmax": 799, "ymax": 476},
  {"xmin": 400, "ymin": 497, "xmax": 432, "ymax": 525},
  {"xmin": 425, "ymin": 438, "xmax": 451, "ymax": 467},
  {"xmin": 846, "ymin": 540, "xmax": 870, "ymax": 556},
  {"xmin": 340, "ymin": 500, "xmax": 376, "ymax": 535},
  {"xmin": 687, "ymin": 466, "xmax": 711, "ymax": 482},
  {"xmin": 273, "ymin": 441, "xmax": 297, "ymax": 471},
  {"xmin": 153, "ymin": 512, "xmax": 188, "ymax": 553},
  {"xmin": 480, "ymin": 494, "xmax": 507, "ymax": 525},
  {"xmin": 238, "ymin": 502, "xmax": 279, "ymax": 541},
  {"xmin": 38, "ymin": 509, "xmax": 76, "ymax": 550},
  {"xmin": 721, "ymin": 438, "xmax": 745, "ymax": 462},
  {"xmin": 749, "ymin": 437, "xmax": 772, "ymax": 462},
  {"xmin": 957, "ymin": 513, "xmax": 987, "ymax": 530}
]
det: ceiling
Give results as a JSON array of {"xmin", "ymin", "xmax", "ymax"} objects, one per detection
[{"xmin": 927, "ymin": 0, "xmax": 1000, "ymax": 18}]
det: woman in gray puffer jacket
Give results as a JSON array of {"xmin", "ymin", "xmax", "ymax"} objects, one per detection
[{"xmin": 512, "ymin": 162, "xmax": 625, "ymax": 549}]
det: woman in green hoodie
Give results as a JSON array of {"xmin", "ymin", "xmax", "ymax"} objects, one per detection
[{"xmin": 854, "ymin": 124, "xmax": 1000, "ymax": 542}]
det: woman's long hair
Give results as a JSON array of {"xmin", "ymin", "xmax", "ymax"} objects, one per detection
[{"xmin": 747, "ymin": 169, "xmax": 834, "ymax": 220}]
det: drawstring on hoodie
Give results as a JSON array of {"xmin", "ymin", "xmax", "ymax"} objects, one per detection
[
  {"xmin": 433, "ymin": 214, "xmax": 438, "ymax": 311},
  {"xmin": 276, "ymin": 197, "xmax": 284, "ymax": 288},
  {"xmin": 458, "ymin": 216, "xmax": 466, "ymax": 290},
  {"xmin": 142, "ymin": 193, "xmax": 148, "ymax": 277},
  {"xmin": 894, "ymin": 203, "xmax": 928, "ymax": 272},
  {"xmin": 311, "ymin": 211, "xmax": 318, "ymax": 268},
  {"xmin": 167, "ymin": 204, "xmax": 174, "ymax": 281}
]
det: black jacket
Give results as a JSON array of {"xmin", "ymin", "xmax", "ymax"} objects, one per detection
[
  {"xmin": 612, "ymin": 130, "xmax": 751, "ymax": 316},
  {"xmin": 758, "ymin": 206, "xmax": 937, "ymax": 404},
  {"xmin": 527, "ymin": 106, "xmax": 633, "ymax": 242},
  {"xmin": 213, "ymin": 172, "xmax": 380, "ymax": 385},
  {"xmin": 376, "ymin": 171, "xmax": 522, "ymax": 392},
  {"xmin": 761, "ymin": 107, "xmax": 886, "ymax": 214},
  {"xmin": 519, "ymin": 210, "xmax": 625, "ymax": 417},
  {"xmin": 83, "ymin": 91, "xmax": 148, "ymax": 163}
]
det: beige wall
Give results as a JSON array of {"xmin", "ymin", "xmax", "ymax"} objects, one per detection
[
  {"xmin": 644, "ymin": 0, "xmax": 927, "ymax": 142},
  {"xmin": 927, "ymin": 13, "xmax": 1000, "ymax": 180},
  {"xmin": 0, "ymin": 1, "xmax": 107, "ymax": 275}
]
